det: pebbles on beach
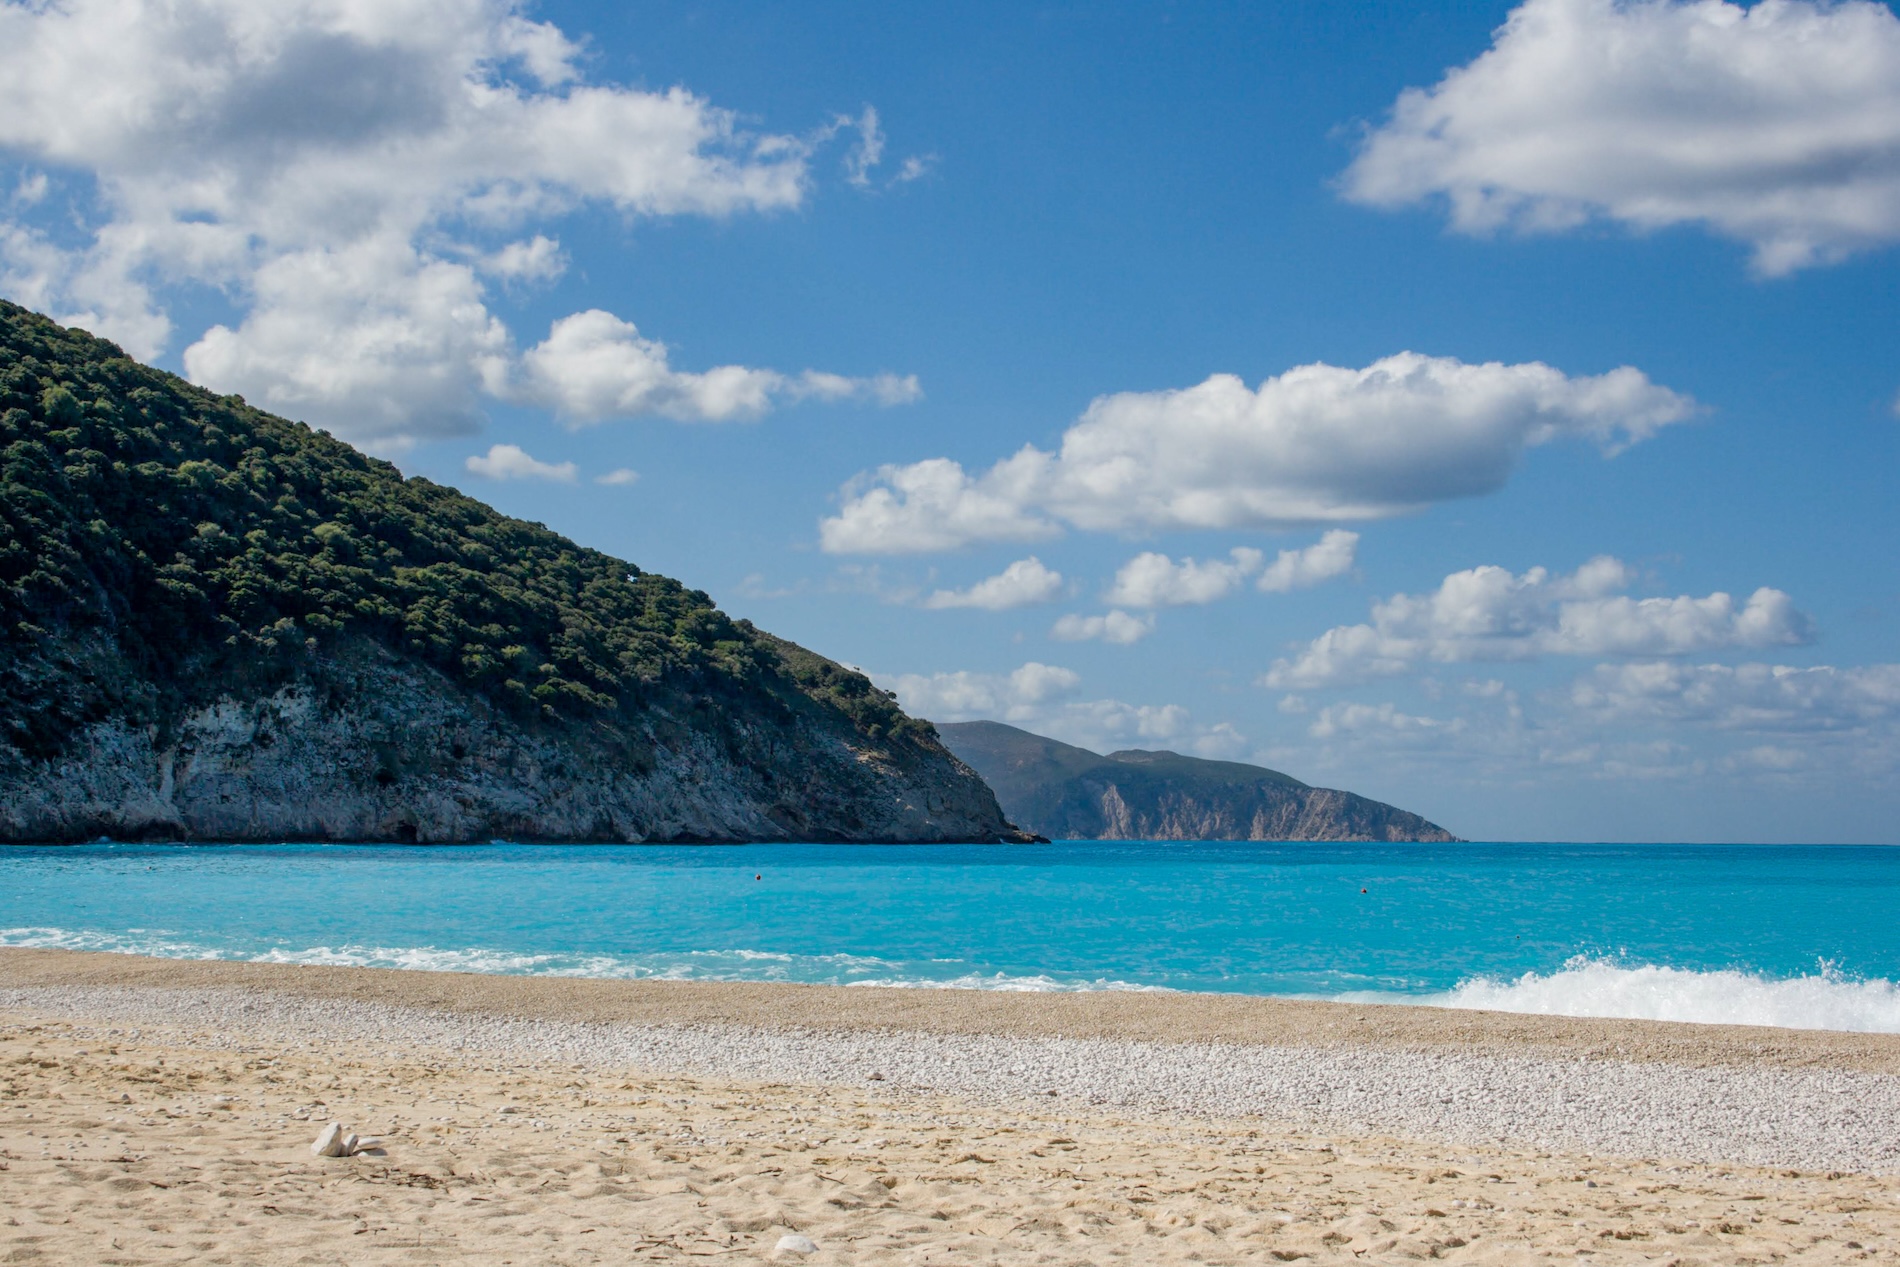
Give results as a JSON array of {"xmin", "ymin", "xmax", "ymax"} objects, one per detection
[
  {"xmin": 1, "ymin": 1014, "xmax": 1896, "ymax": 1267},
  {"xmin": 2, "ymin": 963, "xmax": 1899, "ymax": 1266},
  {"xmin": 1, "ymin": 981, "xmax": 1894, "ymax": 1173}
]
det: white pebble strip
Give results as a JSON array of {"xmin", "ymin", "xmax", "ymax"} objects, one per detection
[{"xmin": 4, "ymin": 984, "xmax": 1895, "ymax": 1173}]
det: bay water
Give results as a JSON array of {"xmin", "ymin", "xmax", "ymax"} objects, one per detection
[{"xmin": 2, "ymin": 841, "xmax": 1896, "ymax": 1033}]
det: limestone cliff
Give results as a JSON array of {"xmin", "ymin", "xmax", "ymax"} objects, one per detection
[
  {"xmin": 0, "ymin": 303, "xmax": 1022, "ymax": 844},
  {"xmin": 937, "ymin": 721, "xmax": 1457, "ymax": 843},
  {"xmin": 2, "ymin": 638, "xmax": 1021, "ymax": 844}
]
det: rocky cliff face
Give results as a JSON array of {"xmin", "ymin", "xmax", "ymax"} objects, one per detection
[
  {"xmin": 1, "ymin": 641, "xmax": 1018, "ymax": 844},
  {"xmin": 1083, "ymin": 780, "xmax": 1455, "ymax": 842},
  {"xmin": 0, "ymin": 303, "xmax": 1023, "ymax": 845},
  {"xmin": 1084, "ymin": 780, "xmax": 1451, "ymax": 842},
  {"xmin": 938, "ymin": 721, "xmax": 1457, "ymax": 843}
]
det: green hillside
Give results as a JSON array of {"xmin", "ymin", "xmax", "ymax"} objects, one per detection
[{"xmin": 0, "ymin": 300, "xmax": 920, "ymax": 760}]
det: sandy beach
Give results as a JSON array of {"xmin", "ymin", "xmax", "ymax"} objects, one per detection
[{"xmin": 1, "ymin": 948, "xmax": 1896, "ymax": 1264}]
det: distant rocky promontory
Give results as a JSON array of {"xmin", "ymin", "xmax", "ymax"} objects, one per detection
[
  {"xmin": 0, "ymin": 303, "xmax": 1024, "ymax": 844},
  {"xmin": 937, "ymin": 720, "xmax": 1457, "ymax": 842}
]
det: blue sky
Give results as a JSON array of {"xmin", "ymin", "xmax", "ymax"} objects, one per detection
[{"xmin": 2, "ymin": 0, "xmax": 1897, "ymax": 842}]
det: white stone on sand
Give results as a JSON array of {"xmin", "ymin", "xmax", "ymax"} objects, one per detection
[{"xmin": 310, "ymin": 1121, "xmax": 381, "ymax": 1157}]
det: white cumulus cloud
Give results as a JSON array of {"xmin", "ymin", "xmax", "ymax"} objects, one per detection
[
  {"xmin": 823, "ymin": 457, "xmax": 1059, "ymax": 554},
  {"xmin": 595, "ymin": 467, "xmax": 639, "ymax": 487},
  {"xmin": 1309, "ymin": 701, "xmax": 1450, "ymax": 741},
  {"xmin": 820, "ymin": 353, "xmax": 1694, "ymax": 553},
  {"xmin": 1263, "ymin": 556, "xmax": 1813, "ymax": 689},
  {"xmin": 0, "ymin": 0, "xmax": 909, "ymax": 445},
  {"xmin": 878, "ymin": 663, "xmax": 1240, "ymax": 757},
  {"xmin": 1107, "ymin": 548, "xmax": 1264, "ymax": 608},
  {"xmin": 1342, "ymin": 0, "xmax": 1900, "ymax": 275},
  {"xmin": 882, "ymin": 662, "xmax": 1083, "ymax": 723},
  {"xmin": 1050, "ymin": 610, "xmax": 1156, "ymax": 645},
  {"xmin": 515, "ymin": 309, "xmax": 770, "ymax": 424},
  {"xmin": 824, "ymin": 104, "xmax": 933, "ymax": 190},
  {"xmin": 1258, "ymin": 530, "xmax": 1360, "ymax": 593},
  {"xmin": 839, "ymin": 106, "xmax": 884, "ymax": 189},
  {"xmin": 478, "ymin": 235, "xmax": 568, "ymax": 284},
  {"xmin": 184, "ymin": 240, "xmax": 512, "ymax": 446},
  {"xmin": 1571, "ymin": 661, "xmax": 1900, "ymax": 730},
  {"xmin": 512, "ymin": 310, "xmax": 925, "ymax": 425},
  {"xmin": 464, "ymin": 443, "xmax": 576, "ymax": 482},
  {"xmin": 923, "ymin": 557, "xmax": 1065, "ymax": 611}
]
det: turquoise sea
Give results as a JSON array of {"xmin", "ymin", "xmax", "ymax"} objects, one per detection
[{"xmin": 3, "ymin": 841, "xmax": 1897, "ymax": 1033}]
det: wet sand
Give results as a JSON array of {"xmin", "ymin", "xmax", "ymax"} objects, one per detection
[{"xmin": 1, "ymin": 948, "xmax": 1896, "ymax": 1264}]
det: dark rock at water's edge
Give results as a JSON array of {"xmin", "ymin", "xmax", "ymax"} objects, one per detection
[
  {"xmin": 937, "ymin": 720, "xmax": 1458, "ymax": 842},
  {"xmin": 0, "ymin": 302, "xmax": 1028, "ymax": 844}
]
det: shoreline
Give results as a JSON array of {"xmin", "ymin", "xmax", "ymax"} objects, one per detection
[
  {"xmin": 4, "ymin": 949, "xmax": 1898, "ymax": 1263},
  {"xmin": 4, "ymin": 946, "xmax": 1899, "ymax": 1072},
  {"xmin": 4, "ymin": 948, "xmax": 1900, "ymax": 1172}
]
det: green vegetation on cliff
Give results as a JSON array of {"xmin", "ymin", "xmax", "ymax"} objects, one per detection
[{"xmin": 0, "ymin": 300, "xmax": 923, "ymax": 761}]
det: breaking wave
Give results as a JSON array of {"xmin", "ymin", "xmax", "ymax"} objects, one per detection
[
  {"xmin": 8, "ymin": 929, "xmax": 1896, "ymax": 1030},
  {"xmin": 0, "ymin": 927, "xmax": 1156, "ymax": 993},
  {"xmin": 1343, "ymin": 955, "xmax": 1900, "ymax": 1034}
]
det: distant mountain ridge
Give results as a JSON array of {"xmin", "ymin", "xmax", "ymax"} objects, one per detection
[{"xmin": 937, "ymin": 720, "xmax": 1457, "ymax": 842}]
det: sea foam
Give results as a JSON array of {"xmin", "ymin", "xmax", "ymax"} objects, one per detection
[
  {"xmin": 0, "ymin": 927, "xmax": 1156, "ymax": 994},
  {"xmin": 1369, "ymin": 955, "xmax": 1900, "ymax": 1034},
  {"xmin": 9, "ymin": 926, "xmax": 1900, "ymax": 1034}
]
